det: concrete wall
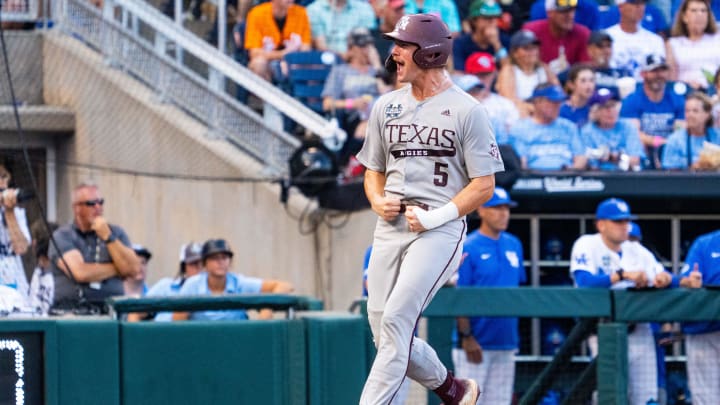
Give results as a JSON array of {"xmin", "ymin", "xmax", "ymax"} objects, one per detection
[
  {"xmin": 40, "ymin": 33, "xmax": 376, "ymax": 309},
  {"xmin": 0, "ymin": 31, "xmax": 43, "ymax": 105}
]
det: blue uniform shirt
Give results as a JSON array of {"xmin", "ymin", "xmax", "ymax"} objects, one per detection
[
  {"xmin": 176, "ymin": 272, "xmax": 263, "ymax": 321},
  {"xmin": 560, "ymin": 103, "xmax": 591, "ymax": 128},
  {"xmin": 509, "ymin": 117, "xmax": 584, "ymax": 170},
  {"xmin": 661, "ymin": 128, "xmax": 719, "ymax": 169},
  {"xmin": 581, "ymin": 119, "xmax": 646, "ymax": 170},
  {"xmin": 457, "ymin": 231, "xmax": 526, "ymax": 350},
  {"xmin": 681, "ymin": 230, "xmax": 720, "ymax": 335},
  {"xmin": 147, "ymin": 276, "xmax": 186, "ymax": 322},
  {"xmin": 620, "ymin": 84, "xmax": 686, "ymax": 139}
]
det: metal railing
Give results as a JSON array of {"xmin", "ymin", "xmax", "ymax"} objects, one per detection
[
  {"xmin": 53, "ymin": 0, "xmax": 345, "ymax": 174},
  {"xmin": 0, "ymin": 0, "xmax": 39, "ymax": 21}
]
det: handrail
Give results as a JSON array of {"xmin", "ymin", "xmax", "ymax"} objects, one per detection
[
  {"xmin": 107, "ymin": 294, "xmax": 322, "ymax": 319},
  {"xmin": 106, "ymin": 0, "xmax": 344, "ymax": 144}
]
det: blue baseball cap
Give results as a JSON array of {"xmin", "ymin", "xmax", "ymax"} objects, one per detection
[
  {"xmin": 595, "ymin": 198, "xmax": 637, "ymax": 221},
  {"xmin": 483, "ymin": 187, "xmax": 518, "ymax": 208},
  {"xmin": 628, "ymin": 222, "xmax": 642, "ymax": 240},
  {"xmin": 527, "ymin": 84, "xmax": 567, "ymax": 102}
]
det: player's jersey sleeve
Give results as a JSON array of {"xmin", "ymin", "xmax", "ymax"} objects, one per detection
[
  {"xmin": 461, "ymin": 103, "xmax": 505, "ymax": 178},
  {"xmin": 356, "ymin": 98, "xmax": 388, "ymax": 172},
  {"xmin": 570, "ymin": 236, "xmax": 597, "ymax": 274},
  {"xmin": 681, "ymin": 235, "xmax": 706, "ymax": 276},
  {"xmin": 515, "ymin": 237, "xmax": 527, "ymax": 284}
]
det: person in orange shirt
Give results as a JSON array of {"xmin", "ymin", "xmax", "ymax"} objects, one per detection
[{"xmin": 245, "ymin": 0, "xmax": 312, "ymax": 81}]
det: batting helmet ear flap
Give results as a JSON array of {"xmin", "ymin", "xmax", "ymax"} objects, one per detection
[{"xmin": 385, "ymin": 54, "xmax": 398, "ymax": 74}]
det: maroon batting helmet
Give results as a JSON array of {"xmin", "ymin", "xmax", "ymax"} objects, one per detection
[{"xmin": 383, "ymin": 14, "xmax": 452, "ymax": 69}]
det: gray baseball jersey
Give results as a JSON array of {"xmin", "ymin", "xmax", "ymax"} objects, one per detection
[
  {"xmin": 357, "ymin": 84, "xmax": 504, "ymax": 208},
  {"xmin": 357, "ymin": 83, "xmax": 504, "ymax": 405}
]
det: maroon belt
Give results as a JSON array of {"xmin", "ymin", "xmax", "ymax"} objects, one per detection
[{"xmin": 399, "ymin": 200, "xmax": 430, "ymax": 213}]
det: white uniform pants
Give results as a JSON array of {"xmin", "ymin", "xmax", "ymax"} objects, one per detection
[
  {"xmin": 360, "ymin": 217, "xmax": 466, "ymax": 405},
  {"xmin": 452, "ymin": 348, "xmax": 515, "ymax": 404},
  {"xmin": 686, "ymin": 330, "xmax": 720, "ymax": 405}
]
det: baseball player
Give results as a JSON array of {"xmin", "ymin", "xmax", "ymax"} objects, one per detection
[
  {"xmin": 356, "ymin": 13, "xmax": 504, "ymax": 405},
  {"xmin": 570, "ymin": 198, "xmax": 675, "ymax": 405},
  {"xmin": 454, "ymin": 187, "xmax": 526, "ymax": 404},
  {"xmin": 679, "ymin": 230, "xmax": 719, "ymax": 405}
]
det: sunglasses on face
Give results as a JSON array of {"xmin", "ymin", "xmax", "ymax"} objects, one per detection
[{"xmin": 80, "ymin": 198, "xmax": 105, "ymax": 207}]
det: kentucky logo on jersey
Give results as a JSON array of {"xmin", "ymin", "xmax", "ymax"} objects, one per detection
[
  {"xmin": 441, "ymin": 109, "xmax": 451, "ymax": 116},
  {"xmin": 506, "ymin": 251, "xmax": 520, "ymax": 268},
  {"xmin": 385, "ymin": 103, "xmax": 403, "ymax": 118},
  {"xmin": 602, "ymin": 255, "xmax": 611, "ymax": 268}
]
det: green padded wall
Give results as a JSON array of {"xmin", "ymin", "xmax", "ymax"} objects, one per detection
[
  {"xmin": 56, "ymin": 320, "xmax": 121, "ymax": 405},
  {"xmin": 120, "ymin": 320, "xmax": 306, "ymax": 405},
  {"xmin": 303, "ymin": 313, "xmax": 368, "ymax": 404}
]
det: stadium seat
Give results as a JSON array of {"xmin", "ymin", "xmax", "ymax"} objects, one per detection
[{"xmin": 283, "ymin": 51, "xmax": 338, "ymax": 114}]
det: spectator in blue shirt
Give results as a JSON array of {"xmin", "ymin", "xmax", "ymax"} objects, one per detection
[
  {"xmin": 173, "ymin": 239, "xmax": 294, "ymax": 321},
  {"xmin": 454, "ymin": 187, "xmax": 526, "ymax": 405},
  {"xmin": 582, "ymin": 88, "xmax": 645, "ymax": 170},
  {"xmin": 620, "ymin": 53, "xmax": 687, "ymax": 168},
  {"xmin": 145, "ymin": 242, "xmax": 204, "ymax": 322},
  {"xmin": 598, "ymin": 1, "xmax": 669, "ymax": 35},
  {"xmin": 560, "ymin": 63, "xmax": 596, "ymax": 128},
  {"xmin": 662, "ymin": 92, "xmax": 720, "ymax": 169},
  {"xmin": 508, "ymin": 83, "xmax": 587, "ymax": 170},
  {"xmin": 307, "ymin": 0, "xmax": 376, "ymax": 56},
  {"xmin": 678, "ymin": 229, "xmax": 720, "ymax": 405},
  {"xmin": 579, "ymin": 30, "xmax": 635, "ymax": 98}
]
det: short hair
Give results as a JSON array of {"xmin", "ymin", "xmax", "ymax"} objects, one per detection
[{"xmin": 72, "ymin": 182, "xmax": 99, "ymax": 203}]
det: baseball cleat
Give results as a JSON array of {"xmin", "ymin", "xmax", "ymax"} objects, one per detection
[{"xmin": 458, "ymin": 378, "xmax": 479, "ymax": 405}]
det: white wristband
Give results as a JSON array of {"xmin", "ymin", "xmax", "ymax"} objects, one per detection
[{"xmin": 413, "ymin": 202, "xmax": 459, "ymax": 231}]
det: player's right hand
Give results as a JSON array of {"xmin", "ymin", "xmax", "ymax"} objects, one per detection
[
  {"xmin": 371, "ymin": 196, "xmax": 401, "ymax": 222},
  {"xmin": 462, "ymin": 336, "xmax": 483, "ymax": 364},
  {"xmin": 625, "ymin": 270, "xmax": 648, "ymax": 288},
  {"xmin": 91, "ymin": 216, "xmax": 112, "ymax": 241}
]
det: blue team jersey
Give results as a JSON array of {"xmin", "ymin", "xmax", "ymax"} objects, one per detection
[
  {"xmin": 509, "ymin": 117, "xmax": 584, "ymax": 170},
  {"xmin": 581, "ymin": 119, "xmax": 646, "ymax": 170},
  {"xmin": 661, "ymin": 128, "xmax": 719, "ymax": 169},
  {"xmin": 176, "ymin": 272, "xmax": 263, "ymax": 321},
  {"xmin": 620, "ymin": 84, "xmax": 686, "ymax": 138},
  {"xmin": 147, "ymin": 277, "xmax": 186, "ymax": 322},
  {"xmin": 457, "ymin": 231, "xmax": 526, "ymax": 350},
  {"xmin": 559, "ymin": 103, "xmax": 591, "ymax": 128},
  {"xmin": 681, "ymin": 230, "xmax": 720, "ymax": 335}
]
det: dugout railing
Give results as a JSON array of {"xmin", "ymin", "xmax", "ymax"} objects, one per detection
[{"xmin": 419, "ymin": 287, "xmax": 720, "ymax": 405}]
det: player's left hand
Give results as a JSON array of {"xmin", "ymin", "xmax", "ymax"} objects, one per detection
[
  {"xmin": 654, "ymin": 271, "xmax": 672, "ymax": 289},
  {"xmin": 461, "ymin": 336, "xmax": 483, "ymax": 364},
  {"xmin": 405, "ymin": 206, "xmax": 427, "ymax": 233}
]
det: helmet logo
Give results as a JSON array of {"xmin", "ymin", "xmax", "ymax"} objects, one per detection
[{"xmin": 397, "ymin": 15, "xmax": 410, "ymax": 30}]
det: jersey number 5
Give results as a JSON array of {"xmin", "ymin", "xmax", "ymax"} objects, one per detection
[{"xmin": 434, "ymin": 162, "xmax": 448, "ymax": 187}]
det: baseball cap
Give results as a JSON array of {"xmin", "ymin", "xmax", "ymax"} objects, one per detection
[
  {"xmin": 587, "ymin": 87, "xmax": 620, "ymax": 107},
  {"xmin": 527, "ymin": 84, "xmax": 567, "ymax": 102},
  {"xmin": 348, "ymin": 27, "xmax": 374, "ymax": 47},
  {"xmin": 201, "ymin": 238, "xmax": 234, "ymax": 261},
  {"xmin": 179, "ymin": 242, "xmax": 202, "ymax": 263},
  {"xmin": 595, "ymin": 198, "xmax": 637, "ymax": 221},
  {"xmin": 483, "ymin": 187, "xmax": 518, "ymax": 208},
  {"xmin": 628, "ymin": 222, "xmax": 643, "ymax": 240},
  {"xmin": 509, "ymin": 30, "xmax": 540, "ymax": 50},
  {"xmin": 545, "ymin": 0, "xmax": 578, "ymax": 12},
  {"xmin": 132, "ymin": 243, "xmax": 152, "ymax": 260},
  {"xmin": 588, "ymin": 30, "xmax": 613, "ymax": 46},
  {"xmin": 468, "ymin": 0, "xmax": 502, "ymax": 18},
  {"xmin": 454, "ymin": 74, "xmax": 485, "ymax": 92},
  {"xmin": 642, "ymin": 53, "xmax": 668, "ymax": 72},
  {"xmin": 616, "ymin": 0, "xmax": 647, "ymax": 5},
  {"xmin": 465, "ymin": 52, "xmax": 496, "ymax": 74}
]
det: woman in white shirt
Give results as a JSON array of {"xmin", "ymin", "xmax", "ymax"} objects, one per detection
[{"xmin": 666, "ymin": 0, "xmax": 720, "ymax": 90}]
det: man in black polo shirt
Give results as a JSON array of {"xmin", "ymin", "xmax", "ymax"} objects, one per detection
[{"xmin": 50, "ymin": 183, "xmax": 140, "ymax": 313}]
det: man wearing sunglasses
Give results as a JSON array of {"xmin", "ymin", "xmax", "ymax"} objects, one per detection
[{"xmin": 49, "ymin": 183, "xmax": 141, "ymax": 313}]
